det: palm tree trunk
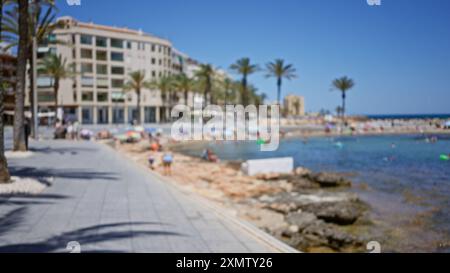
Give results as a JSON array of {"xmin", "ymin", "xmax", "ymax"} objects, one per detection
[
  {"xmin": 241, "ymin": 76, "xmax": 247, "ymax": 106},
  {"xmin": 342, "ymin": 92, "xmax": 346, "ymax": 122},
  {"xmin": 224, "ymin": 89, "xmax": 228, "ymax": 106},
  {"xmin": 13, "ymin": 0, "xmax": 29, "ymax": 151},
  {"xmin": 136, "ymin": 89, "xmax": 141, "ymax": 124},
  {"xmin": 0, "ymin": 0, "xmax": 11, "ymax": 183},
  {"xmin": 28, "ymin": 47, "xmax": 36, "ymax": 137},
  {"xmin": 204, "ymin": 79, "xmax": 211, "ymax": 107},
  {"xmin": 184, "ymin": 89, "xmax": 188, "ymax": 107},
  {"xmin": 277, "ymin": 77, "xmax": 282, "ymax": 105},
  {"xmin": 54, "ymin": 78, "xmax": 59, "ymax": 124},
  {"xmin": 0, "ymin": 88, "xmax": 10, "ymax": 183}
]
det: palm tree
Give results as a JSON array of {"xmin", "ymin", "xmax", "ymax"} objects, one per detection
[
  {"xmin": 195, "ymin": 64, "xmax": 214, "ymax": 106},
  {"xmin": 248, "ymin": 84, "xmax": 261, "ymax": 105},
  {"xmin": 2, "ymin": 1, "xmax": 61, "ymax": 137},
  {"xmin": 39, "ymin": 54, "xmax": 72, "ymax": 123},
  {"xmin": 220, "ymin": 77, "xmax": 239, "ymax": 106},
  {"xmin": 332, "ymin": 76, "xmax": 355, "ymax": 121},
  {"xmin": 124, "ymin": 71, "xmax": 151, "ymax": 124},
  {"xmin": 12, "ymin": 0, "xmax": 29, "ymax": 151},
  {"xmin": 230, "ymin": 58, "xmax": 259, "ymax": 106},
  {"xmin": 150, "ymin": 76, "xmax": 174, "ymax": 122},
  {"xmin": 0, "ymin": 0, "xmax": 11, "ymax": 182},
  {"xmin": 265, "ymin": 59, "xmax": 297, "ymax": 105},
  {"xmin": 172, "ymin": 73, "xmax": 194, "ymax": 107}
]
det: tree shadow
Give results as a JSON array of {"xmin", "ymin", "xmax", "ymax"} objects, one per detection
[
  {"xmin": 0, "ymin": 194, "xmax": 71, "ymax": 206},
  {"xmin": 8, "ymin": 166, "xmax": 119, "ymax": 182},
  {"xmin": 0, "ymin": 221, "xmax": 183, "ymax": 253},
  {"xmin": 0, "ymin": 207, "xmax": 28, "ymax": 237},
  {"xmin": 29, "ymin": 146, "xmax": 98, "ymax": 156}
]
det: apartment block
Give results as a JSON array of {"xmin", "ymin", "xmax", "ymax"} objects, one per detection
[{"xmin": 30, "ymin": 16, "xmax": 196, "ymax": 125}]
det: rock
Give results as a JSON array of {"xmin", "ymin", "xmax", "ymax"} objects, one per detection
[
  {"xmin": 238, "ymin": 207, "xmax": 288, "ymax": 233},
  {"xmin": 281, "ymin": 215, "xmax": 363, "ymax": 252},
  {"xmin": 259, "ymin": 191, "xmax": 366, "ymax": 225},
  {"xmin": 288, "ymin": 225, "xmax": 300, "ymax": 233},
  {"xmin": 294, "ymin": 167, "xmax": 312, "ymax": 177},
  {"xmin": 288, "ymin": 176, "xmax": 320, "ymax": 190},
  {"xmin": 306, "ymin": 172, "xmax": 352, "ymax": 187},
  {"xmin": 299, "ymin": 200, "xmax": 368, "ymax": 225},
  {"xmin": 285, "ymin": 212, "xmax": 318, "ymax": 231},
  {"xmin": 267, "ymin": 202, "xmax": 298, "ymax": 214},
  {"xmin": 255, "ymin": 173, "xmax": 281, "ymax": 181}
]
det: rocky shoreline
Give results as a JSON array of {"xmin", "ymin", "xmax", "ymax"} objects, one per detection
[{"xmin": 112, "ymin": 140, "xmax": 377, "ymax": 253}]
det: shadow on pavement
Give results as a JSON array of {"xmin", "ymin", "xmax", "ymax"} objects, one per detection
[
  {"xmin": 0, "ymin": 194, "xmax": 71, "ymax": 206},
  {"xmin": 29, "ymin": 146, "xmax": 97, "ymax": 156},
  {"xmin": 0, "ymin": 221, "xmax": 183, "ymax": 253},
  {"xmin": 9, "ymin": 166, "xmax": 119, "ymax": 182}
]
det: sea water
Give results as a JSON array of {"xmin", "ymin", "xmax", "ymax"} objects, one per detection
[{"xmin": 177, "ymin": 134, "xmax": 450, "ymax": 252}]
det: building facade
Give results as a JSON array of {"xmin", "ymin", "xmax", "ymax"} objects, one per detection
[
  {"xmin": 30, "ymin": 16, "xmax": 194, "ymax": 125},
  {"xmin": 283, "ymin": 94, "xmax": 305, "ymax": 117}
]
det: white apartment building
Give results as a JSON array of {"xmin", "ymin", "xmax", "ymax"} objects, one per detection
[{"xmin": 30, "ymin": 16, "xmax": 195, "ymax": 124}]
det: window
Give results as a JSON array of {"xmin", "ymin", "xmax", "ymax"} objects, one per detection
[
  {"xmin": 80, "ymin": 35, "xmax": 93, "ymax": 45},
  {"xmin": 127, "ymin": 41, "xmax": 132, "ymax": 49},
  {"xmin": 80, "ymin": 49, "xmax": 93, "ymax": 59},
  {"xmin": 38, "ymin": 92, "xmax": 55, "ymax": 102},
  {"xmin": 151, "ymin": 58, "xmax": 155, "ymax": 65},
  {"xmin": 81, "ymin": 63, "xmax": 93, "ymax": 73},
  {"xmin": 96, "ymin": 37, "xmax": 107, "ymax": 47},
  {"xmin": 97, "ymin": 107, "xmax": 109, "ymax": 124},
  {"xmin": 151, "ymin": 44, "xmax": 155, "ymax": 52},
  {"xmin": 112, "ymin": 106, "xmax": 125, "ymax": 123},
  {"xmin": 144, "ymin": 107, "xmax": 156, "ymax": 123},
  {"xmin": 111, "ymin": 52, "xmax": 124, "ymax": 61},
  {"xmin": 37, "ymin": 76, "xmax": 53, "ymax": 87},
  {"xmin": 81, "ymin": 92, "xmax": 94, "ymax": 102},
  {"xmin": 151, "ymin": 71, "xmax": 156, "ymax": 77},
  {"xmin": 81, "ymin": 77, "xmax": 94, "ymax": 87},
  {"xmin": 96, "ymin": 50, "xmax": 107, "ymax": 61},
  {"xmin": 111, "ymin": 79, "xmax": 124, "ymax": 88},
  {"xmin": 128, "ymin": 107, "xmax": 139, "ymax": 122},
  {"xmin": 111, "ymin": 66, "xmax": 124, "ymax": 75},
  {"xmin": 111, "ymin": 38, "xmax": 124, "ymax": 48},
  {"xmin": 97, "ymin": 93, "xmax": 108, "ymax": 102},
  {"xmin": 159, "ymin": 59, "xmax": 162, "ymax": 65},
  {"xmin": 82, "ymin": 107, "xmax": 94, "ymax": 124},
  {"xmin": 97, "ymin": 77, "xmax": 109, "ymax": 88},
  {"xmin": 96, "ymin": 64, "xmax": 108, "ymax": 75},
  {"xmin": 112, "ymin": 93, "xmax": 125, "ymax": 103}
]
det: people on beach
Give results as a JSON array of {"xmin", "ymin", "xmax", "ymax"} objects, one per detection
[
  {"xmin": 150, "ymin": 141, "xmax": 160, "ymax": 152},
  {"xmin": 162, "ymin": 151, "xmax": 173, "ymax": 175},
  {"xmin": 148, "ymin": 155, "xmax": 155, "ymax": 170},
  {"xmin": 201, "ymin": 149, "xmax": 219, "ymax": 163},
  {"xmin": 72, "ymin": 121, "xmax": 80, "ymax": 140}
]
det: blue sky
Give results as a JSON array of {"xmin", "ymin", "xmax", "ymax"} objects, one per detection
[{"xmin": 56, "ymin": 0, "xmax": 450, "ymax": 115}]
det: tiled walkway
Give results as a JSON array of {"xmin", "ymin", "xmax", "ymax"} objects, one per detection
[{"xmin": 0, "ymin": 139, "xmax": 293, "ymax": 253}]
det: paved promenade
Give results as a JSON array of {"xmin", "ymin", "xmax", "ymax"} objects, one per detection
[{"xmin": 0, "ymin": 137, "xmax": 293, "ymax": 253}]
